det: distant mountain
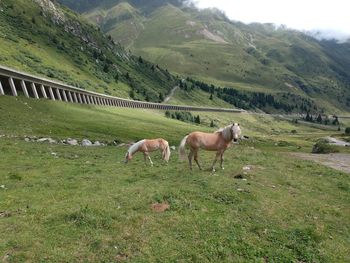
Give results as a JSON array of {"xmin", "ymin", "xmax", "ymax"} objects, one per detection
[{"xmin": 59, "ymin": 0, "xmax": 350, "ymax": 113}]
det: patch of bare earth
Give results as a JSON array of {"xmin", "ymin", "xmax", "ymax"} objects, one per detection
[
  {"xmin": 289, "ymin": 153, "xmax": 350, "ymax": 173},
  {"xmin": 151, "ymin": 203, "xmax": 170, "ymax": 213}
]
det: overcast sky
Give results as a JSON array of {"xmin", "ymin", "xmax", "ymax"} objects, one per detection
[{"xmin": 190, "ymin": 0, "xmax": 350, "ymax": 41}]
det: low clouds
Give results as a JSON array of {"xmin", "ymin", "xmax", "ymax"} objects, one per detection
[{"xmin": 186, "ymin": 0, "xmax": 350, "ymax": 42}]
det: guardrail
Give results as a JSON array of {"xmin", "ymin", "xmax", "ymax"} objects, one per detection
[{"xmin": 0, "ymin": 65, "xmax": 245, "ymax": 113}]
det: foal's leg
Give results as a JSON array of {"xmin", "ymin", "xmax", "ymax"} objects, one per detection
[
  {"xmin": 193, "ymin": 149, "xmax": 202, "ymax": 170},
  {"xmin": 211, "ymin": 151, "xmax": 221, "ymax": 172},
  {"xmin": 145, "ymin": 152, "xmax": 154, "ymax": 166}
]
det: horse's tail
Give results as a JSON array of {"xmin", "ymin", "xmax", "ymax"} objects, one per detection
[
  {"xmin": 179, "ymin": 135, "xmax": 189, "ymax": 161},
  {"xmin": 163, "ymin": 141, "xmax": 171, "ymax": 162}
]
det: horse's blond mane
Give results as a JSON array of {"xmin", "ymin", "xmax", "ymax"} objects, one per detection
[{"xmin": 215, "ymin": 125, "xmax": 232, "ymax": 141}]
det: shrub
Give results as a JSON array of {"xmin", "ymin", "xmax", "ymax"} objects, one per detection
[
  {"xmin": 312, "ymin": 140, "xmax": 339, "ymax": 154},
  {"xmin": 345, "ymin": 127, "xmax": 350, "ymax": 135}
]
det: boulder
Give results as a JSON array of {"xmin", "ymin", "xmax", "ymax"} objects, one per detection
[
  {"xmin": 81, "ymin": 139, "xmax": 92, "ymax": 146},
  {"xmin": 66, "ymin": 138, "xmax": 78, "ymax": 146},
  {"xmin": 93, "ymin": 141, "xmax": 101, "ymax": 146}
]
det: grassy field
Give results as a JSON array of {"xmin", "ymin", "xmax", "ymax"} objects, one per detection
[{"xmin": 1, "ymin": 96, "xmax": 350, "ymax": 262}]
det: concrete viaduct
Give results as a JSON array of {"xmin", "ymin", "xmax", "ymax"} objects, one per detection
[{"xmin": 0, "ymin": 65, "xmax": 245, "ymax": 113}]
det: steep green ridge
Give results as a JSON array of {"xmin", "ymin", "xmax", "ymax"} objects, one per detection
[
  {"xmin": 66, "ymin": 0, "xmax": 350, "ymax": 113},
  {"xmin": 0, "ymin": 0, "xmax": 179, "ymax": 102}
]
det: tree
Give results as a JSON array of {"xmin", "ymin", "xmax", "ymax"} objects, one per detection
[
  {"xmin": 345, "ymin": 127, "xmax": 350, "ymax": 135},
  {"xmin": 115, "ymin": 74, "xmax": 119, "ymax": 83},
  {"xmin": 210, "ymin": 120, "xmax": 215, "ymax": 127},
  {"xmin": 332, "ymin": 116, "xmax": 339, "ymax": 125},
  {"xmin": 195, "ymin": 115, "xmax": 201, "ymax": 124},
  {"xmin": 125, "ymin": 72, "xmax": 130, "ymax": 79},
  {"xmin": 138, "ymin": 56, "xmax": 143, "ymax": 63},
  {"xmin": 159, "ymin": 93, "xmax": 164, "ymax": 102},
  {"xmin": 316, "ymin": 114, "xmax": 322, "ymax": 123},
  {"xmin": 209, "ymin": 94, "xmax": 213, "ymax": 100},
  {"xmin": 129, "ymin": 90, "xmax": 135, "ymax": 99}
]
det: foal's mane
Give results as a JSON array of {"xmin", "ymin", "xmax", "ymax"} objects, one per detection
[
  {"xmin": 215, "ymin": 125, "xmax": 232, "ymax": 141},
  {"xmin": 127, "ymin": 139, "xmax": 145, "ymax": 155}
]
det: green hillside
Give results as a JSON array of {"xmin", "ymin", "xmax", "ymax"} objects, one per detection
[
  {"xmin": 0, "ymin": 0, "xmax": 180, "ymax": 103},
  {"xmin": 65, "ymin": 0, "xmax": 350, "ymax": 113},
  {"xmin": 1, "ymin": 96, "xmax": 350, "ymax": 262}
]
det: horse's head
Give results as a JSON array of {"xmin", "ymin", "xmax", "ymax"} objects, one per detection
[{"xmin": 231, "ymin": 123, "xmax": 241, "ymax": 142}]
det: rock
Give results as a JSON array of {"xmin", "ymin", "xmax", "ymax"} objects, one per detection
[
  {"xmin": 170, "ymin": 146, "xmax": 176, "ymax": 151},
  {"xmin": 0, "ymin": 185, "xmax": 6, "ymax": 189},
  {"xmin": 51, "ymin": 152, "xmax": 57, "ymax": 156},
  {"xmin": 81, "ymin": 139, "xmax": 92, "ymax": 146},
  {"xmin": 37, "ymin": 138, "xmax": 56, "ymax": 144},
  {"xmin": 66, "ymin": 138, "xmax": 78, "ymax": 146},
  {"xmin": 242, "ymin": 165, "xmax": 252, "ymax": 171},
  {"xmin": 48, "ymin": 138, "xmax": 56, "ymax": 144},
  {"xmin": 151, "ymin": 202, "xmax": 170, "ymax": 213},
  {"xmin": 24, "ymin": 138, "xmax": 30, "ymax": 142},
  {"xmin": 93, "ymin": 141, "xmax": 101, "ymax": 146},
  {"xmin": 234, "ymin": 174, "xmax": 244, "ymax": 179},
  {"xmin": 0, "ymin": 211, "xmax": 11, "ymax": 218}
]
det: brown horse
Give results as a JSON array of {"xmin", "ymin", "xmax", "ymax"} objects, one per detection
[
  {"xmin": 179, "ymin": 123, "xmax": 241, "ymax": 171},
  {"xmin": 124, "ymin": 138, "xmax": 170, "ymax": 166}
]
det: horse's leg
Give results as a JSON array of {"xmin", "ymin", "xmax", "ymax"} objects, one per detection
[
  {"xmin": 211, "ymin": 151, "xmax": 221, "ymax": 172},
  {"xmin": 188, "ymin": 149, "xmax": 194, "ymax": 170},
  {"xmin": 220, "ymin": 151, "xmax": 225, "ymax": 170},
  {"xmin": 193, "ymin": 149, "xmax": 202, "ymax": 170},
  {"xmin": 146, "ymin": 152, "xmax": 153, "ymax": 166}
]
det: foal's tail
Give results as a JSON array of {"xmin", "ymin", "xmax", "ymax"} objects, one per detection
[
  {"xmin": 163, "ymin": 141, "xmax": 171, "ymax": 162},
  {"xmin": 179, "ymin": 135, "xmax": 189, "ymax": 161}
]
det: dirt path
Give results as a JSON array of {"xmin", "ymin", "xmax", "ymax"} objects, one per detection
[
  {"xmin": 324, "ymin": 136, "xmax": 350, "ymax": 146},
  {"xmin": 163, "ymin": 86, "xmax": 179, "ymax": 103},
  {"xmin": 289, "ymin": 153, "xmax": 350, "ymax": 173}
]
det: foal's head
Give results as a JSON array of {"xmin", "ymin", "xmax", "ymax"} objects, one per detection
[
  {"xmin": 124, "ymin": 152, "xmax": 132, "ymax": 163},
  {"xmin": 231, "ymin": 123, "xmax": 241, "ymax": 142}
]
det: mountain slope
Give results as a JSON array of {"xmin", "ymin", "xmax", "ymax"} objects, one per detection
[
  {"xmin": 0, "ymin": 0, "xmax": 179, "ymax": 102},
  {"xmin": 61, "ymin": 0, "xmax": 350, "ymax": 113}
]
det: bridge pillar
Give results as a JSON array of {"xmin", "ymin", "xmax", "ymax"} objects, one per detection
[
  {"xmin": 55, "ymin": 88, "xmax": 62, "ymax": 101},
  {"xmin": 48, "ymin": 87, "xmax": 55, "ymax": 101},
  {"xmin": 67, "ymin": 91, "xmax": 73, "ymax": 102},
  {"xmin": 72, "ymin": 92, "xmax": 78, "ymax": 103},
  {"xmin": 82, "ymin": 94, "xmax": 87, "ymax": 104},
  {"xmin": 62, "ymin": 90, "xmax": 68, "ymax": 102},
  {"xmin": 77, "ymin": 93, "xmax": 82, "ymax": 103},
  {"xmin": 40, "ymin": 84, "xmax": 48, "ymax": 99},
  {"xmin": 9, "ymin": 78, "xmax": 17, "ymax": 96},
  {"xmin": 20, "ymin": 80, "xmax": 29, "ymax": 98},
  {"xmin": 30, "ymin": 83, "xmax": 39, "ymax": 99},
  {"xmin": 0, "ymin": 80, "xmax": 4, "ymax": 95}
]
